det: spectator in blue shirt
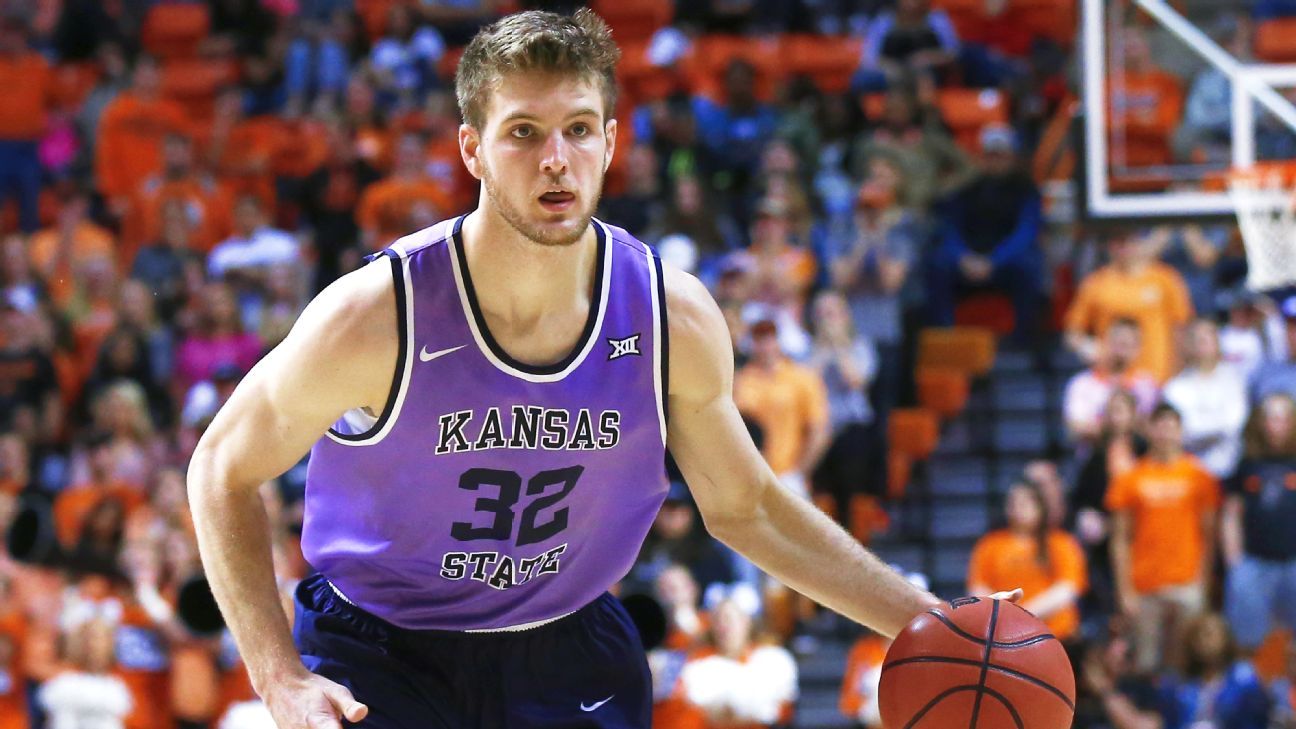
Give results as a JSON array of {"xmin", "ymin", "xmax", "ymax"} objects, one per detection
[
  {"xmin": 692, "ymin": 60, "xmax": 780, "ymax": 211},
  {"xmin": 925, "ymin": 124, "xmax": 1043, "ymax": 339},
  {"xmin": 854, "ymin": 0, "xmax": 960, "ymax": 92},
  {"xmin": 1158, "ymin": 613, "xmax": 1271, "ymax": 729}
]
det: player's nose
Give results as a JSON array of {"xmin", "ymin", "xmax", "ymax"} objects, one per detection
[{"xmin": 540, "ymin": 130, "xmax": 569, "ymax": 176}]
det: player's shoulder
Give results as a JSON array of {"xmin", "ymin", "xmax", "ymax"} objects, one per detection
[
  {"xmin": 660, "ymin": 260, "xmax": 725, "ymax": 345},
  {"xmin": 384, "ymin": 217, "xmax": 459, "ymax": 259},
  {"xmin": 287, "ymin": 256, "xmax": 397, "ymax": 358}
]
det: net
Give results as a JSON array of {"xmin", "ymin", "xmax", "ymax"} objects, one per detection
[{"xmin": 1228, "ymin": 162, "xmax": 1296, "ymax": 292}]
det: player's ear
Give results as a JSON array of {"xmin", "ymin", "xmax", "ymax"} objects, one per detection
[
  {"xmin": 460, "ymin": 124, "xmax": 483, "ymax": 180},
  {"xmin": 603, "ymin": 118, "xmax": 617, "ymax": 174}
]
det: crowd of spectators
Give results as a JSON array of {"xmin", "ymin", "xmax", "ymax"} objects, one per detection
[{"xmin": 1, "ymin": 0, "xmax": 1295, "ymax": 728}]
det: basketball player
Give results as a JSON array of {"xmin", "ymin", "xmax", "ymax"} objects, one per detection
[{"xmin": 188, "ymin": 10, "xmax": 1003, "ymax": 728}]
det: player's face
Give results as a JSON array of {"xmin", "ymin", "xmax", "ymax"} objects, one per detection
[
  {"xmin": 1149, "ymin": 414, "xmax": 1182, "ymax": 451},
  {"xmin": 1005, "ymin": 486, "xmax": 1041, "ymax": 531},
  {"xmin": 1262, "ymin": 396, "xmax": 1295, "ymax": 448},
  {"xmin": 464, "ymin": 71, "xmax": 616, "ymax": 247}
]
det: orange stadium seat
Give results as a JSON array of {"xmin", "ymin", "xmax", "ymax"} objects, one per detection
[
  {"xmin": 161, "ymin": 57, "xmax": 239, "ymax": 131},
  {"xmin": 915, "ymin": 367, "xmax": 970, "ymax": 419},
  {"xmin": 683, "ymin": 35, "xmax": 785, "ymax": 102},
  {"xmin": 1017, "ymin": 0, "xmax": 1077, "ymax": 48},
  {"xmin": 591, "ymin": 0, "xmax": 672, "ymax": 43},
  {"xmin": 141, "ymin": 2, "xmax": 211, "ymax": 59},
  {"xmin": 887, "ymin": 451, "xmax": 912, "ymax": 500},
  {"xmin": 848, "ymin": 494, "xmax": 889, "ymax": 544},
  {"xmin": 356, "ymin": 0, "xmax": 399, "ymax": 41},
  {"xmin": 438, "ymin": 46, "xmax": 466, "ymax": 81},
  {"xmin": 916, "ymin": 327, "xmax": 997, "ymax": 376},
  {"xmin": 616, "ymin": 39, "xmax": 683, "ymax": 104},
  {"xmin": 780, "ymin": 35, "xmax": 864, "ymax": 94},
  {"xmin": 860, "ymin": 92, "xmax": 886, "ymax": 120},
  {"xmin": 1256, "ymin": 18, "xmax": 1296, "ymax": 62},
  {"xmin": 888, "ymin": 408, "xmax": 940, "ymax": 461},
  {"xmin": 954, "ymin": 293, "xmax": 1016, "ymax": 335},
  {"xmin": 937, "ymin": 88, "xmax": 1010, "ymax": 154}
]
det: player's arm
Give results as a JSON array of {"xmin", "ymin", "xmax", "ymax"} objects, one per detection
[
  {"xmin": 662, "ymin": 267, "xmax": 942, "ymax": 638},
  {"xmin": 187, "ymin": 260, "xmax": 396, "ymax": 725}
]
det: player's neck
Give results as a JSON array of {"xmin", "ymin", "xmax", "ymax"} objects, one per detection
[{"xmin": 459, "ymin": 208, "xmax": 599, "ymax": 323}]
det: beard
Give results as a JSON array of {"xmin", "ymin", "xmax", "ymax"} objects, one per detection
[{"xmin": 480, "ymin": 160, "xmax": 604, "ymax": 248}]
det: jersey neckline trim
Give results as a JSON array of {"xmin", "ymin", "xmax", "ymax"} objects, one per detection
[{"xmin": 448, "ymin": 215, "xmax": 611, "ymax": 382}]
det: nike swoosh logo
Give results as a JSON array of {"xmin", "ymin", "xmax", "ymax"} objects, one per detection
[
  {"xmin": 580, "ymin": 696, "xmax": 614, "ymax": 712},
  {"xmin": 419, "ymin": 345, "xmax": 466, "ymax": 362}
]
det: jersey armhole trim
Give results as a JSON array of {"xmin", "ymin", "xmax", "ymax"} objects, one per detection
[
  {"xmin": 648, "ymin": 247, "xmax": 669, "ymax": 444},
  {"xmin": 325, "ymin": 251, "xmax": 414, "ymax": 446}
]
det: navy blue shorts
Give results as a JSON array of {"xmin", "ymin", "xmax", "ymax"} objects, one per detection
[{"xmin": 292, "ymin": 573, "xmax": 652, "ymax": 728}]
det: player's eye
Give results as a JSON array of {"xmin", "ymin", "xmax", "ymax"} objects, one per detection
[
  {"xmin": 570, "ymin": 123, "xmax": 590, "ymax": 137},
  {"xmin": 511, "ymin": 126, "xmax": 533, "ymax": 139}
]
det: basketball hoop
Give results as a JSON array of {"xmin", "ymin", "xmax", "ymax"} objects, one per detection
[{"xmin": 1228, "ymin": 162, "xmax": 1296, "ymax": 292}]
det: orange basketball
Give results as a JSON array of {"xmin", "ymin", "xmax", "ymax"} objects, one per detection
[{"xmin": 878, "ymin": 597, "xmax": 1075, "ymax": 729}]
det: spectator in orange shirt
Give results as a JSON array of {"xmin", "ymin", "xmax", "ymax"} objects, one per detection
[
  {"xmin": 53, "ymin": 431, "xmax": 146, "ymax": 552},
  {"xmin": 95, "ymin": 55, "xmax": 189, "ymax": 213},
  {"xmin": 968, "ymin": 481, "xmax": 1088, "ymax": 642},
  {"xmin": 206, "ymin": 86, "xmax": 280, "ymax": 214},
  {"xmin": 839, "ymin": 633, "xmax": 889, "ymax": 728},
  {"xmin": 1065, "ymin": 230, "xmax": 1194, "ymax": 383},
  {"xmin": 0, "ymin": 574, "xmax": 29, "ymax": 729},
  {"xmin": 1107, "ymin": 403, "xmax": 1220, "ymax": 674},
  {"xmin": 38, "ymin": 617, "xmax": 131, "ymax": 727},
  {"xmin": 733, "ymin": 318, "xmax": 831, "ymax": 498},
  {"xmin": 357, "ymin": 132, "xmax": 454, "ymax": 249},
  {"xmin": 126, "ymin": 133, "xmax": 233, "ymax": 259},
  {"xmin": 26, "ymin": 185, "xmax": 116, "ymax": 308},
  {"xmin": 300, "ymin": 121, "xmax": 382, "ymax": 290},
  {"xmin": 0, "ymin": 18, "xmax": 51, "ymax": 233},
  {"xmin": 1108, "ymin": 28, "xmax": 1185, "ymax": 168},
  {"xmin": 674, "ymin": 597, "xmax": 798, "ymax": 729},
  {"xmin": 734, "ymin": 197, "xmax": 818, "ymax": 354}
]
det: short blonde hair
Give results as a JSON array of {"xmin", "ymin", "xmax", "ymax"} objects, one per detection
[{"xmin": 454, "ymin": 9, "xmax": 621, "ymax": 129}]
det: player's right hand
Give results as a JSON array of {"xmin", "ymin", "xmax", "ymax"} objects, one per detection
[{"xmin": 263, "ymin": 670, "xmax": 369, "ymax": 729}]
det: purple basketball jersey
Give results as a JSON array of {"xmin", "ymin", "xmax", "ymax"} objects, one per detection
[{"xmin": 302, "ymin": 216, "xmax": 670, "ymax": 631}]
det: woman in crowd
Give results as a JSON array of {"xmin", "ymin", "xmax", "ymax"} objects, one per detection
[
  {"xmin": 675, "ymin": 597, "xmax": 799, "ymax": 728},
  {"xmin": 1157, "ymin": 613, "xmax": 1270, "ymax": 729},
  {"xmin": 171, "ymin": 282, "xmax": 263, "ymax": 395},
  {"xmin": 1222, "ymin": 393, "xmax": 1296, "ymax": 656},
  {"xmin": 808, "ymin": 290, "xmax": 880, "ymax": 525},
  {"xmin": 968, "ymin": 480, "xmax": 1087, "ymax": 643},
  {"xmin": 1070, "ymin": 389, "xmax": 1146, "ymax": 618}
]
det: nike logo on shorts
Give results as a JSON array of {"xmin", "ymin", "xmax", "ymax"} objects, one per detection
[
  {"xmin": 580, "ymin": 696, "xmax": 614, "ymax": 712},
  {"xmin": 419, "ymin": 344, "xmax": 466, "ymax": 362}
]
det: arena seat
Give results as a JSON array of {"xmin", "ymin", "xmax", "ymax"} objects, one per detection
[
  {"xmin": 849, "ymin": 494, "xmax": 889, "ymax": 544},
  {"xmin": 683, "ymin": 35, "xmax": 785, "ymax": 102},
  {"xmin": 356, "ymin": 0, "xmax": 397, "ymax": 41},
  {"xmin": 780, "ymin": 34, "xmax": 864, "ymax": 94},
  {"xmin": 161, "ymin": 57, "xmax": 240, "ymax": 131},
  {"xmin": 141, "ymin": 2, "xmax": 211, "ymax": 59},
  {"xmin": 616, "ymin": 39, "xmax": 682, "ymax": 104},
  {"xmin": 916, "ymin": 327, "xmax": 997, "ymax": 376},
  {"xmin": 591, "ymin": 0, "xmax": 673, "ymax": 44},
  {"xmin": 438, "ymin": 46, "xmax": 465, "ymax": 81},
  {"xmin": 936, "ymin": 88, "xmax": 1010, "ymax": 154},
  {"xmin": 915, "ymin": 367, "xmax": 970, "ymax": 419},
  {"xmin": 1256, "ymin": 17, "xmax": 1296, "ymax": 62},
  {"xmin": 888, "ymin": 408, "xmax": 941, "ymax": 462},
  {"xmin": 953, "ymin": 292, "xmax": 1015, "ymax": 335}
]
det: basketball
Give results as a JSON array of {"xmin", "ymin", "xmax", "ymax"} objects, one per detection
[{"xmin": 878, "ymin": 597, "xmax": 1075, "ymax": 729}]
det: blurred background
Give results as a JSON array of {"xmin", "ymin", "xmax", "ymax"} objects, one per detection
[{"xmin": 0, "ymin": 0, "xmax": 1292, "ymax": 726}]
